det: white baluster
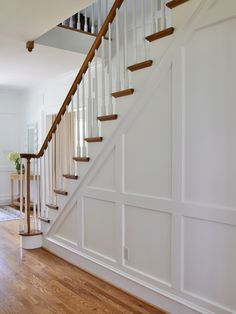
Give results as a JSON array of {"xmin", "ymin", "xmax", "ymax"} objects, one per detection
[
  {"xmin": 98, "ymin": 0, "xmax": 102, "ymax": 31},
  {"xmin": 101, "ymin": 37, "xmax": 106, "ymax": 116},
  {"xmin": 108, "ymin": 23, "xmax": 113, "ymax": 114},
  {"xmin": 60, "ymin": 119, "xmax": 64, "ymax": 187},
  {"xmin": 62, "ymin": 113, "xmax": 67, "ymax": 179},
  {"xmin": 71, "ymin": 96, "xmax": 75, "ymax": 174},
  {"xmin": 60, "ymin": 116, "xmax": 64, "ymax": 189},
  {"xmin": 19, "ymin": 159, "xmax": 24, "ymax": 232},
  {"xmin": 69, "ymin": 16, "xmax": 73, "ymax": 28},
  {"xmin": 157, "ymin": 0, "xmax": 161, "ymax": 32},
  {"xmin": 77, "ymin": 12, "xmax": 81, "ymax": 29},
  {"xmin": 40, "ymin": 157, "xmax": 44, "ymax": 218},
  {"xmin": 48, "ymin": 141, "xmax": 52, "ymax": 203},
  {"xmin": 93, "ymin": 50, "xmax": 99, "ymax": 136},
  {"xmin": 43, "ymin": 152, "xmax": 48, "ymax": 218},
  {"xmin": 24, "ymin": 159, "xmax": 28, "ymax": 230},
  {"xmin": 88, "ymin": 63, "xmax": 92, "ymax": 138},
  {"xmin": 91, "ymin": 4, "xmax": 95, "ymax": 34},
  {"xmin": 37, "ymin": 157, "xmax": 42, "ymax": 221},
  {"xmin": 33, "ymin": 159, "xmax": 37, "ymax": 229},
  {"xmin": 141, "ymin": 0, "xmax": 147, "ymax": 60},
  {"xmin": 84, "ymin": 9, "xmax": 88, "ymax": 32},
  {"xmin": 65, "ymin": 106, "xmax": 70, "ymax": 173},
  {"xmin": 160, "ymin": 0, "xmax": 166, "ymax": 30},
  {"xmin": 56, "ymin": 123, "xmax": 59, "ymax": 189},
  {"xmin": 36, "ymin": 159, "xmax": 40, "ymax": 225},
  {"xmin": 124, "ymin": 0, "xmax": 129, "ymax": 88},
  {"xmin": 76, "ymin": 84, "xmax": 81, "ymax": 157},
  {"xmin": 115, "ymin": 8, "xmax": 121, "ymax": 91},
  {"xmin": 132, "ymin": 0, "xmax": 137, "ymax": 63},
  {"xmin": 105, "ymin": 0, "xmax": 108, "ymax": 20},
  {"xmin": 52, "ymin": 134, "xmax": 56, "ymax": 203},
  {"xmin": 82, "ymin": 74, "xmax": 87, "ymax": 155},
  {"xmin": 155, "ymin": 0, "xmax": 158, "ymax": 32},
  {"xmin": 151, "ymin": 0, "xmax": 156, "ymax": 33}
]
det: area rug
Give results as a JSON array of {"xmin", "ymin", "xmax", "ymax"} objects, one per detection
[{"xmin": 0, "ymin": 206, "xmax": 22, "ymax": 222}]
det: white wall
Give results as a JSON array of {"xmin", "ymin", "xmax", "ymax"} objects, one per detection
[
  {"xmin": 44, "ymin": 1, "xmax": 236, "ymax": 314},
  {"xmin": 21, "ymin": 69, "xmax": 78, "ymax": 148},
  {"xmin": 0, "ymin": 88, "xmax": 23, "ymax": 205}
]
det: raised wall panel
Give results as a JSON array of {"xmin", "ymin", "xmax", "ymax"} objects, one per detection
[
  {"xmin": 184, "ymin": 18, "xmax": 236, "ymax": 208},
  {"xmin": 124, "ymin": 205, "xmax": 171, "ymax": 284},
  {"xmin": 124, "ymin": 69, "xmax": 172, "ymax": 199},
  {"xmin": 89, "ymin": 147, "xmax": 116, "ymax": 191},
  {"xmin": 184, "ymin": 217, "xmax": 236, "ymax": 311},
  {"xmin": 55, "ymin": 202, "xmax": 79, "ymax": 245},
  {"xmin": 83, "ymin": 197, "xmax": 116, "ymax": 260}
]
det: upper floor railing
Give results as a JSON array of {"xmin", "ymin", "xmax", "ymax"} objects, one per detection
[{"xmin": 60, "ymin": 0, "xmax": 112, "ymax": 35}]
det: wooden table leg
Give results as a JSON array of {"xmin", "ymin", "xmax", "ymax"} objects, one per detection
[{"xmin": 11, "ymin": 178, "xmax": 13, "ymax": 205}]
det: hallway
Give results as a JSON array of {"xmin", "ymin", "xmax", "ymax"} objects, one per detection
[{"xmin": 0, "ymin": 220, "xmax": 165, "ymax": 314}]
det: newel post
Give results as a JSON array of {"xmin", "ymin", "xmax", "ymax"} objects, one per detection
[
  {"xmin": 20, "ymin": 153, "xmax": 36, "ymax": 234},
  {"xmin": 19, "ymin": 153, "xmax": 42, "ymax": 249}
]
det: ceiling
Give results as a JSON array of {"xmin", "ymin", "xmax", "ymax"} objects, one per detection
[{"xmin": 0, "ymin": 0, "xmax": 94, "ymax": 88}]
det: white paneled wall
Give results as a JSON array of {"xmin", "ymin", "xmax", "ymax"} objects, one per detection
[{"xmin": 44, "ymin": 1, "xmax": 236, "ymax": 314}]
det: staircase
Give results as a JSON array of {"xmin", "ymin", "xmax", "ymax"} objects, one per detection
[
  {"xmin": 18, "ymin": 0, "xmax": 214, "ymax": 313},
  {"xmin": 20, "ymin": 0, "xmax": 191, "ymax": 238}
]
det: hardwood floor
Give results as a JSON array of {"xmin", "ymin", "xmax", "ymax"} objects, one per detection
[{"xmin": 0, "ymin": 220, "xmax": 166, "ymax": 314}]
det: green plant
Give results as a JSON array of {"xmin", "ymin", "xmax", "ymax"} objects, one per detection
[{"xmin": 8, "ymin": 152, "xmax": 22, "ymax": 173}]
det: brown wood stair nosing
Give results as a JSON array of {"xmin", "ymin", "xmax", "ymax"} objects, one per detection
[
  {"xmin": 145, "ymin": 27, "xmax": 175, "ymax": 42},
  {"xmin": 54, "ymin": 189, "xmax": 68, "ymax": 196},
  {"xmin": 46, "ymin": 204, "xmax": 59, "ymax": 210},
  {"xmin": 97, "ymin": 114, "xmax": 118, "ymax": 122},
  {"xmin": 39, "ymin": 217, "xmax": 50, "ymax": 223},
  {"xmin": 84, "ymin": 137, "xmax": 103, "ymax": 143},
  {"xmin": 73, "ymin": 157, "xmax": 90, "ymax": 162},
  {"xmin": 166, "ymin": 0, "xmax": 190, "ymax": 9},
  {"xmin": 127, "ymin": 60, "xmax": 153, "ymax": 72},
  {"xmin": 112, "ymin": 88, "xmax": 134, "ymax": 98},
  {"xmin": 19, "ymin": 230, "xmax": 43, "ymax": 236},
  {"xmin": 63, "ymin": 174, "xmax": 79, "ymax": 180}
]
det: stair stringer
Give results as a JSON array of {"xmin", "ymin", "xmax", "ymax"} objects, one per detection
[{"xmin": 40, "ymin": 2, "xmax": 227, "ymax": 314}]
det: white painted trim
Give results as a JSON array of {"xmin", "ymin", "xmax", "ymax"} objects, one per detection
[{"xmin": 44, "ymin": 237, "xmax": 215, "ymax": 314}]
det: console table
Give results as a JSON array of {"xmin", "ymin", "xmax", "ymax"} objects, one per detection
[{"xmin": 10, "ymin": 173, "xmax": 39, "ymax": 208}]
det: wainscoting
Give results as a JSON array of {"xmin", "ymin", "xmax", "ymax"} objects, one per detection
[{"xmin": 44, "ymin": 1, "xmax": 236, "ymax": 313}]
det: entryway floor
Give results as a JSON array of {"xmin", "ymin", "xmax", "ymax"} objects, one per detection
[{"xmin": 0, "ymin": 220, "xmax": 166, "ymax": 314}]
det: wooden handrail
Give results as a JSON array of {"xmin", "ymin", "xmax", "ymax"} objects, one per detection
[{"xmin": 32, "ymin": 0, "xmax": 124, "ymax": 159}]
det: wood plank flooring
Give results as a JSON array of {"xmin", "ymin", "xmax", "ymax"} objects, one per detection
[{"xmin": 0, "ymin": 220, "xmax": 167, "ymax": 314}]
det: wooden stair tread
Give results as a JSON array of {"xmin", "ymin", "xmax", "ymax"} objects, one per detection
[
  {"xmin": 112, "ymin": 88, "xmax": 134, "ymax": 98},
  {"xmin": 54, "ymin": 189, "xmax": 68, "ymax": 196},
  {"xmin": 46, "ymin": 204, "xmax": 59, "ymax": 210},
  {"xmin": 39, "ymin": 217, "xmax": 50, "ymax": 223},
  {"xmin": 63, "ymin": 174, "xmax": 79, "ymax": 180},
  {"xmin": 145, "ymin": 27, "xmax": 175, "ymax": 42},
  {"xmin": 19, "ymin": 230, "xmax": 43, "ymax": 236},
  {"xmin": 166, "ymin": 0, "xmax": 190, "ymax": 9},
  {"xmin": 73, "ymin": 157, "xmax": 90, "ymax": 162},
  {"xmin": 84, "ymin": 137, "xmax": 103, "ymax": 143},
  {"xmin": 127, "ymin": 60, "xmax": 153, "ymax": 72},
  {"xmin": 97, "ymin": 114, "xmax": 118, "ymax": 121}
]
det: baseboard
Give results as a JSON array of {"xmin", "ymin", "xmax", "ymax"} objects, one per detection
[
  {"xmin": 0, "ymin": 197, "xmax": 11, "ymax": 206},
  {"xmin": 43, "ymin": 237, "xmax": 212, "ymax": 314},
  {"xmin": 0, "ymin": 194, "xmax": 19, "ymax": 206}
]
